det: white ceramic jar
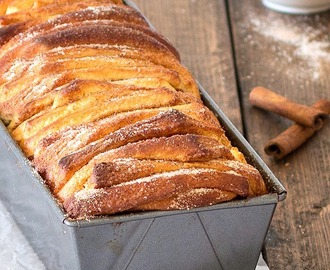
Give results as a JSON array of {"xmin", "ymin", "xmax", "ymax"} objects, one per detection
[{"xmin": 262, "ymin": 0, "xmax": 330, "ymax": 14}]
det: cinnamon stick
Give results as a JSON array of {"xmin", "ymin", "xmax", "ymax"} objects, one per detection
[
  {"xmin": 249, "ymin": 87, "xmax": 328, "ymax": 130},
  {"xmin": 264, "ymin": 99, "xmax": 330, "ymax": 160}
]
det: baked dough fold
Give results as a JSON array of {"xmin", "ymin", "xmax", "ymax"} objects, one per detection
[{"xmin": 0, "ymin": 0, "xmax": 267, "ymax": 219}]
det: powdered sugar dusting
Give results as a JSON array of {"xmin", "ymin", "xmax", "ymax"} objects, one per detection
[
  {"xmin": 247, "ymin": 9, "xmax": 330, "ymax": 80},
  {"xmin": 74, "ymin": 187, "xmax": 103, "ymax": 201},
  {"xmin": 84, "ymin": 5, "xmax": 118, "ymax": 15},
  {"xmin": 114, "ymin": 168, "xmax": 215, "ymax": 187},
  {"xmin": 3, "ymin": 59, "xmax": 30, "ymax": 81}
]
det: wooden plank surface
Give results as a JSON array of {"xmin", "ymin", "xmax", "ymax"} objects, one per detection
[
  {"xmin": 133, "ymin": 0, "xmax": 242, "ymax": 132},
  {"xmin": 228, "ymin": 0, "xmax": 330, "ymax": 269}
]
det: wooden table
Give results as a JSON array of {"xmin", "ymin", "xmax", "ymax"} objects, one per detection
[{"xmin": 134, "ymin": 1, "xmax": 330, "ymax": 269}]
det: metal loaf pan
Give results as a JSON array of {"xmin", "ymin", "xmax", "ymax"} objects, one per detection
[{"xmin": 0, "ymin": 2, "xmax": 286, "ymax": 270}]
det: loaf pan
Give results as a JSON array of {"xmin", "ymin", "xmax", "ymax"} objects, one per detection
[{"xmin": 0, "ymin": 1, "xmax": 286, "ymax": 269}]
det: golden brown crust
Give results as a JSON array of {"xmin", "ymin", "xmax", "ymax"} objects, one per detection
[
  {"xmin": 1, "ymin": 53, "xmax": 196, "ymax": 115},
  {"xmin": 1, "ymin": 58, "xmax": 198, "ymax": 125},
  {"xmin": 64, "ymin": 168, "xmax": 249, "ymax": 218},
  {"xmin": 1, "ymin": 42, "xmax": 197, "ymax": 124},
  {"xmin": 0, "ymin": 18, "xmax": 181, "ymax": 79},
  {"xmin": 88, "ymin": 158, "xmax": 267, "ymax": 197},
  {"xmin": 1, "ymin": 55, "xmax": 179, "ymax": 102},
  {"xmin": 13, "ymin": 79, "xmax": 142, "ymax": 125},
  {"xmin": 35, "ymin": 21, "xmax": 179, "ymax": 60},
  {"xmin": 2, "ymin": 43, "xmax": 190, "ymax": 96},
  {"xmin": 0, "ymin": 3, "xmax": 145, "ymax": 46},
  {"xmin": 132, "ymin": 188, "xmax": 237, "ymax": 211},
  {"xmin": 13, "ymin": 88, "xmax": 197, "ymax": 153},
  {"xmin": 56, "ymin": 109, "xmax": 228, "ymax": 186},
  {"xmin": 0, "ymin": 0, "xmax": 124, "ymax": 24},
  {"xmin": 57, "ymin": 134, "xmax": 235, "ymax": 201},
  {"xmin": 32, "ymin": 102, "xmax": 221, "ymax": 176}
]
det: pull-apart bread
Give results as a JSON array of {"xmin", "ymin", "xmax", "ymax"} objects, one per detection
[{"xmin": 0, "ymin": 0, "xmax": 267, "ymax": 219}]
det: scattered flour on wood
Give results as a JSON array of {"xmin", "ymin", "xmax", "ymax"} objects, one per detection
[{"xmin": 248, "ymin": 11, "xmax": 330, "ymax": 80}]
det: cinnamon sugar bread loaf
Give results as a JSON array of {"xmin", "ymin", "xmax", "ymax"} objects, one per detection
[{"xmin": 0, "ymin": 0, "xmax": 267, "ymax": 219}]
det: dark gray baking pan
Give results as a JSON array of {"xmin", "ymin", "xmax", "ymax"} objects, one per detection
[{"xmin": 0, "ymin": 1, "xmax": 286, "ymax": 269}]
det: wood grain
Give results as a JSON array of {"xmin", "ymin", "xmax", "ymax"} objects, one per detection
[{"xmin": 229, "ymin": 0, "xmax": 330, "ymax": 269}]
